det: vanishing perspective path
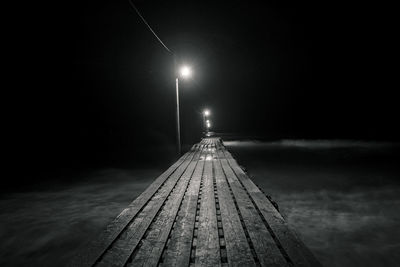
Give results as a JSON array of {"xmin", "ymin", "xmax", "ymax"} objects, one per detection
[{"xmin": 71, "ymin": 137, "xmax": 320, "ymax": 267}]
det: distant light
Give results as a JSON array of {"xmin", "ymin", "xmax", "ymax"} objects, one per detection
[
  {"xmin": 180, "ymin": 66, "xmax": 191, "ymax": 78},
  {"xmin": 207, "ymin": 121, "xmax": 211, "ymax": 128},
  {"xmin": 206, "ymin": 120, "xmax": 210, "ymax": 123},
  {"xmin": 205, "ymin": 155, "xmax": 213, "ymax": 161},
  {"xmin": 204, "ymin": 109, "xmax": 210, "ymax": 116}
]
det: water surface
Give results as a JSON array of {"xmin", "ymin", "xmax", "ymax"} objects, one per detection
[{"xmin": 225, "ymin": 140, "xmax": 400, "ymax": 267}]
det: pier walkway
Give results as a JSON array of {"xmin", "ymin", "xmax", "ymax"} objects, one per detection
[{"xmin": 71, "ymin": 137, "xmax": 320, "ymax": 267}]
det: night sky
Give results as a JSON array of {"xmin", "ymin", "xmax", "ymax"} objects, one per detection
[{"xmin": 4, "ymin": 1, "xmax": 398, "ymax": 186}]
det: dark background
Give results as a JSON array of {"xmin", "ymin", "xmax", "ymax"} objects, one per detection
[{"xmin": 3, "ymin": 1, "xmax": 398, "ymax": 188}]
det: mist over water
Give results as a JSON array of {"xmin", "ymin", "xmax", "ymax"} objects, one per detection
[
  {"xmin": 1, "ymin": 140, "xmax": 399, "ymax": 266},
  {"xmin": 225, "ymin": 140, "xmax": 400, "ymax": 267},
  {"xmin": 0, "ymin": 168, "xmax": 162, "ymax": 267}
]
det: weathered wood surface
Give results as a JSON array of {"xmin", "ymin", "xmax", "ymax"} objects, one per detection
[{"xmin": 70, "ymin": 138, "xmax": 321, "ymax": 267}]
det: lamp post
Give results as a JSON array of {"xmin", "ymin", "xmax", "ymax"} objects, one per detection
[
  {"xmin": 202, "ymin": 109, "xmax": 210, "ymax": 135},
  {"xmin": 206, "ymin": 120, "xmax": 211, "ymax": 131},
  {"xmin": 175, "ymin": 66, "xmax": 191, "ymax": 155}
]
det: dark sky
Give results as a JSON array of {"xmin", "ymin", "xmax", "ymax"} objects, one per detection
[{"xmin": 4, "ymin": 1, "xmax": 398, "ymax": 181}]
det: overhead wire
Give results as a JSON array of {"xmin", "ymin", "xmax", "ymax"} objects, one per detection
[{"xmin": 128, "ymin": 0, "xmax": 173, "ymax": 54}]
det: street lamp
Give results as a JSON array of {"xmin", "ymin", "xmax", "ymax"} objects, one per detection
[
  {"xmin": 202, "ymin": 109, "xmax": 210, "ymax": 135},
  {"xmin": 180, "ymin": 66, "xmax": 191, "ymax": 78},
  {"xmin": 175, "ymin": 65, "xmax": 192, "ymax": 155}
]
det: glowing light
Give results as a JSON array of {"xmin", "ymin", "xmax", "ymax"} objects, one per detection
[
  {"xmin": 206, "ymin": 121, "xmax": 211, "ymax": 128},
  {"xmin": 205, "ymin": 155, "xmax": 213, "ymax": 161},
  {"xmin": 203, "ymin": 110, "xmax": 210, "ymax": 116},
  {"xmin": 180, "ymin": 66, "xmax": 191, "ymax": 78}
]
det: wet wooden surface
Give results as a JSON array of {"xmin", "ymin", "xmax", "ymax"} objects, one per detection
[{"xmin": 70, "ymin": 138, "xmax": 321, "ymax": 267}]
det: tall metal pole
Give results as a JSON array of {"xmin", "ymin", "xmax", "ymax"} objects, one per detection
[{"xmin": 175, "ymin": 77, "xmax": 181, "ymax": 155}]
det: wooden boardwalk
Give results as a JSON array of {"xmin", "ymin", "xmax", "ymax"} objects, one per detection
[{"xmin": 71, "ymin": 138, "xmax": 321, "ymax": 267}]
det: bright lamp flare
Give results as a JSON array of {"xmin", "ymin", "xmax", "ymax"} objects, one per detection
[
  {"xmin": 204, "ymin": 110, "xmax": 210, "ymax": 116},
  {"xmin": 180, "ymin": 66, "xmax": 191, "ymax": 78}
]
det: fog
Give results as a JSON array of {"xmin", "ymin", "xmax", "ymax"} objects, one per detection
[
  {"xmin": 1, "ymin": 140, "xmax": 399, "ymax": 266},
  {"xmin": 225, "ymin": 140, "xmax": 400, "ymax": 267},
  {"xmin": 0, "ymin": 168, "xmax": 161, "ymax": 267}
]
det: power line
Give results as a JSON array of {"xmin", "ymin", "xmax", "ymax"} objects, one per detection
[{"xmin": 128, "ymin": 0, "xmax": 172, "ymax": 54}]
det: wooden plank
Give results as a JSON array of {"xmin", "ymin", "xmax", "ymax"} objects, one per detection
[
  {"xmin": 161, "ymin": 148, "xmax": 206, "ymax": 266},
  {"xmin": 217, "ymin": 149, "xmax": 287, "ymax": 267},
  {"xmin": 127, "ymin": 145, "xmax": 205, "ymax": 266},
  {"xmin": 223, "ymin": 149, "xmax": 321, "ymax": 267},
  {"xmin": 95, "ymin": 147, "xmax": 201, "ymax": 267},
  {"xmin": 195, "ymin": 152, "xmax": 221, "ymax": 266},
  {"xmin": 71, "ymin": 137, "xmax": 320, "ymax": 267},
  {"xmin": 214, "ymin": 156, "xmax": 257, "ymax": 266},
  {"xmin": 69, "ymin": 146, "xmax": 198, "ymax": 267}
]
